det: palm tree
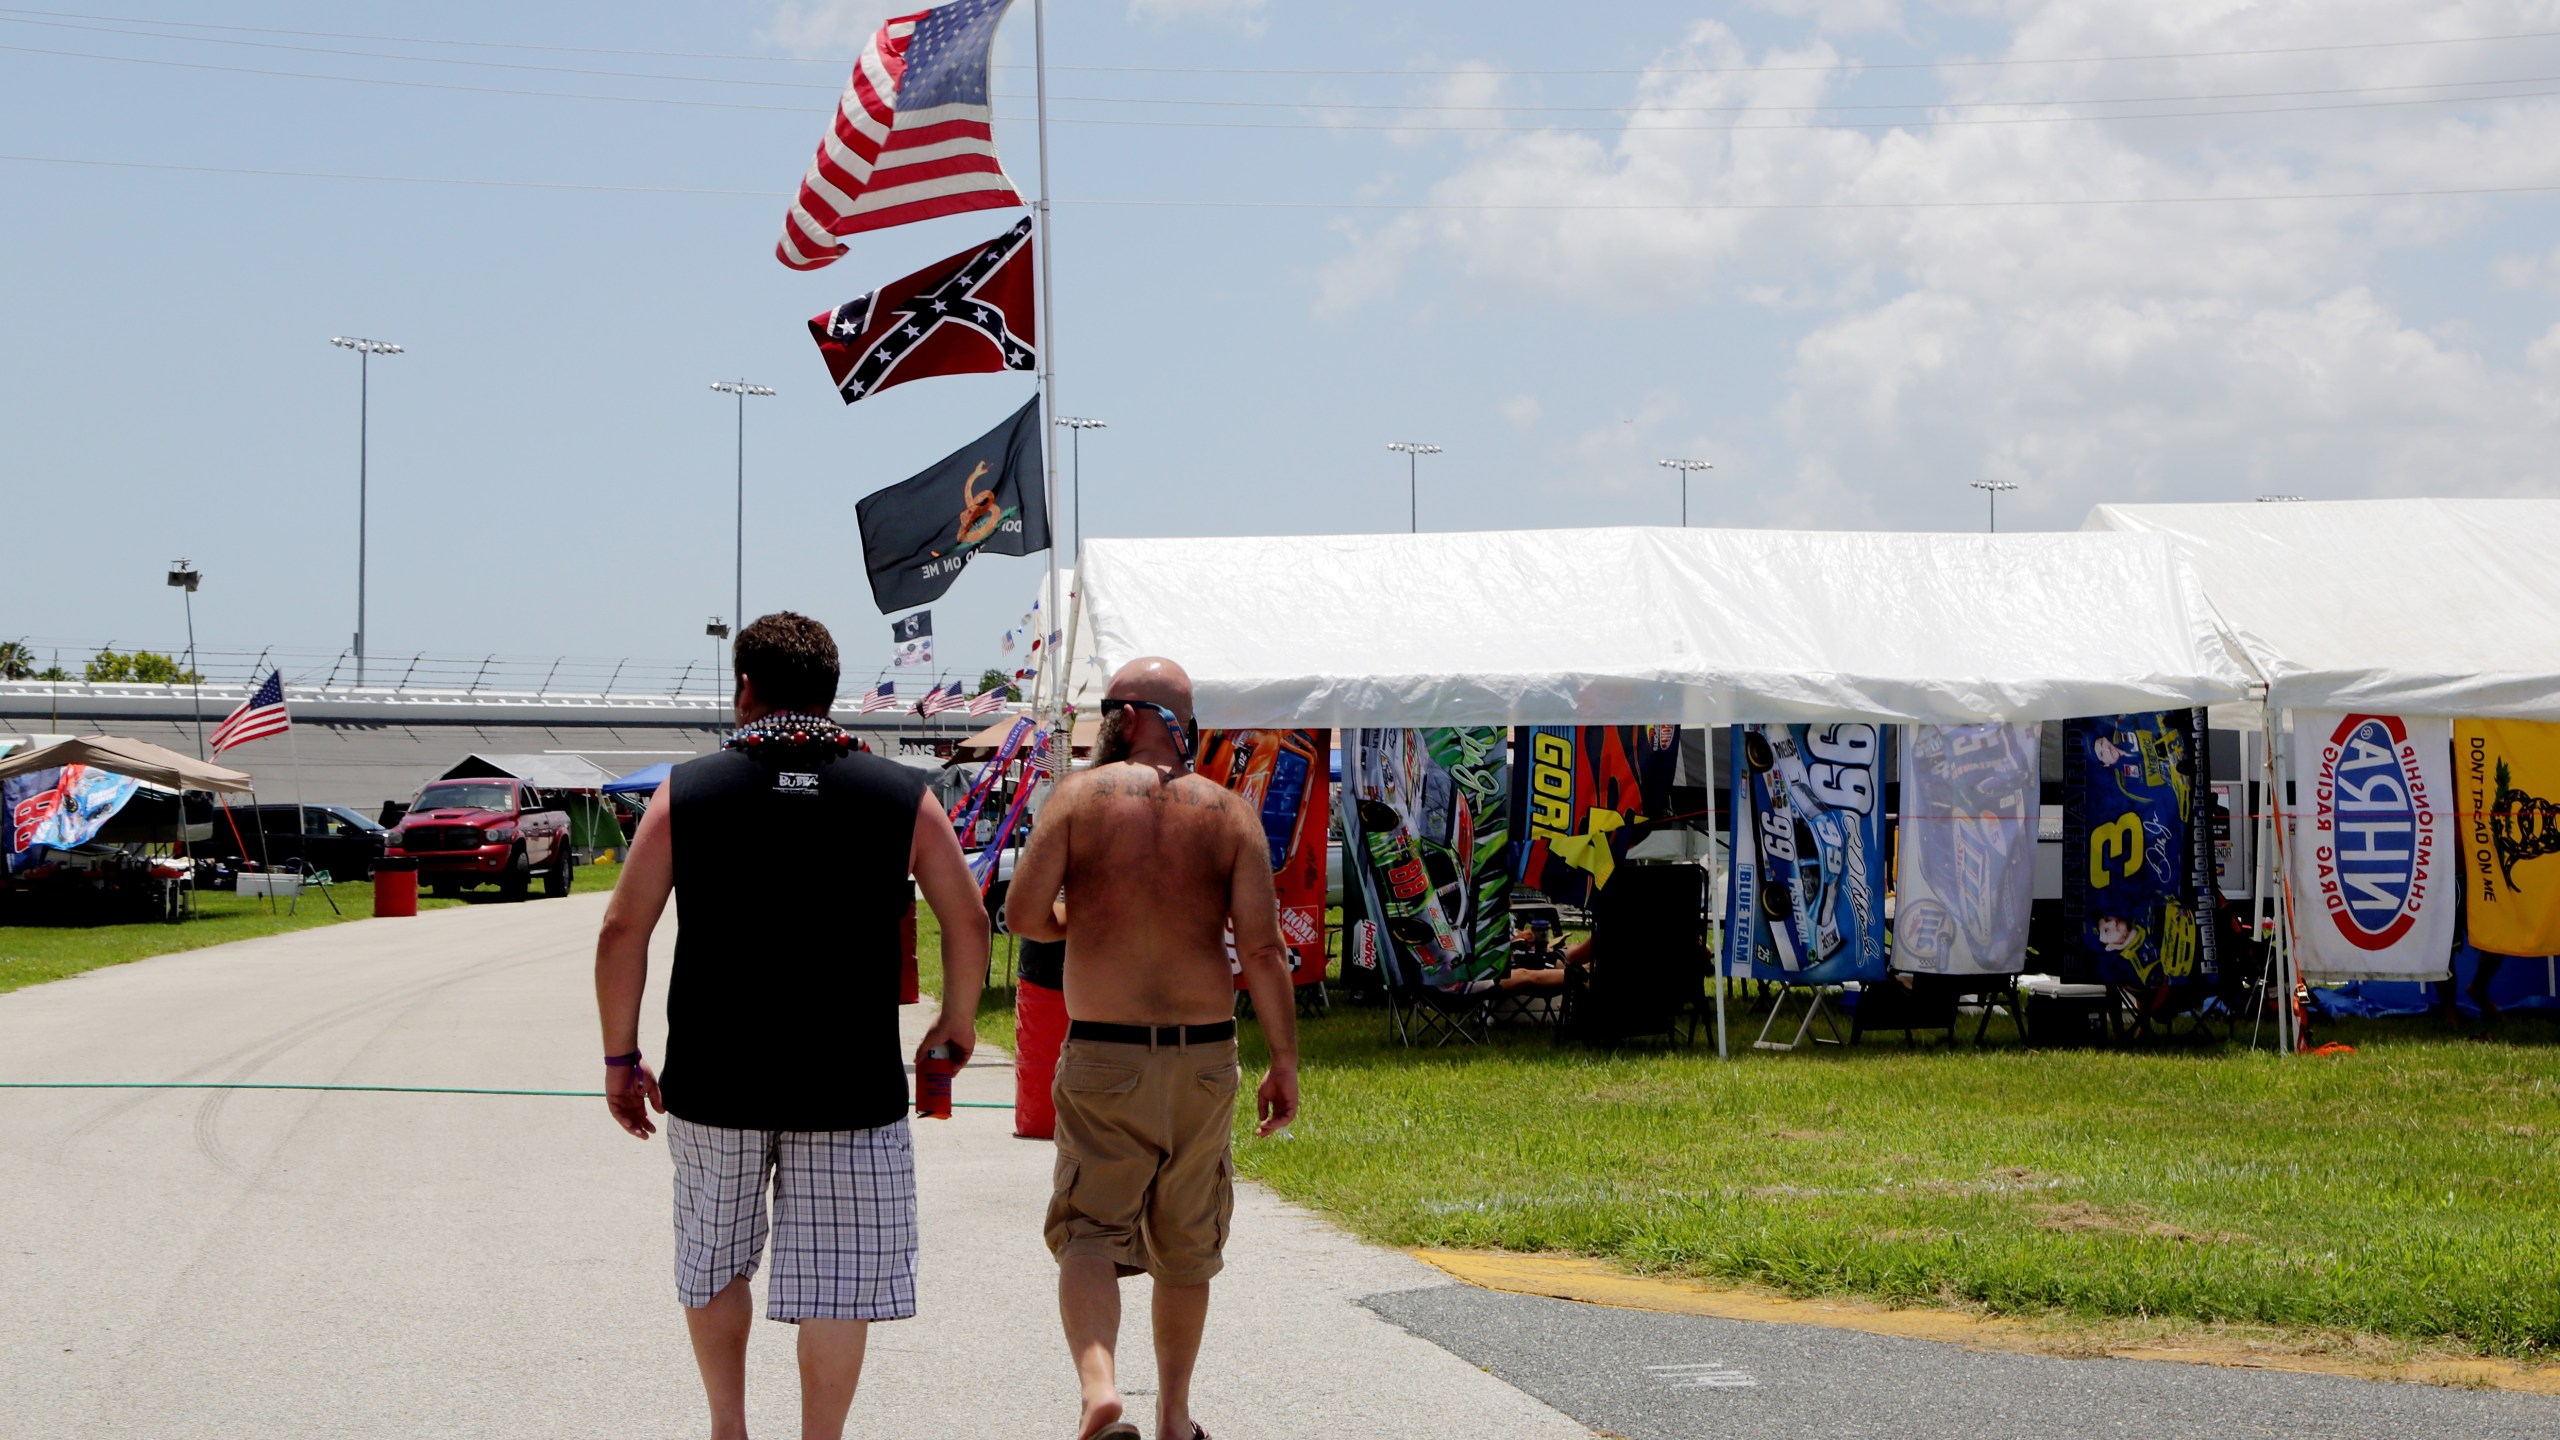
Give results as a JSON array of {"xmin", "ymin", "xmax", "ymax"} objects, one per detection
[{"xmin": 0, "ymin": 639, "xmax": 35, "ymax": 681}]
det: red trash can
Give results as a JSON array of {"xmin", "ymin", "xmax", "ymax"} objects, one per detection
[
  {"xmin": 1014, "ymin": 978, "xmax": 1066, "ymax": 1139},
  {"xmin": 373, "ymin": 856, "xmax": 419, "ymax": 918}
]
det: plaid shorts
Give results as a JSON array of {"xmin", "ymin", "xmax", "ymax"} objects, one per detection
[{"xmin": 667, "ymin": 1114, "xmax": 919, "ymax": 1323}]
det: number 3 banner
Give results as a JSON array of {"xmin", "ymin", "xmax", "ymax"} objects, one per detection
[
  {"xmin": 2061, "ymin": 712, "xmax": 2213, "ymax": 988},
  {"xmin": 1724, "ymin": 723, "xmax": 1888, "ymax": 986}
]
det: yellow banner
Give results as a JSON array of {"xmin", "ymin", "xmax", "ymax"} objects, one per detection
[{"xmin": 2455, "ymin": 718, "xmax": 2560, "ymax": 956}]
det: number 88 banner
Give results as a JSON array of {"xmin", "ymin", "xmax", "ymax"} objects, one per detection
[{"xmin": 1723, "ymin": 723, "xmax": 1889, "ymax": 986}]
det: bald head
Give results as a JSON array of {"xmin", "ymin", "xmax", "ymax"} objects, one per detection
[
  {"xmin": 1104, "ymin": 656, "xmax": 1194, "ymax": 714},
  {"xmin": 1097, "ymin": 656, "xmax": 1196, "ymax": 768}
]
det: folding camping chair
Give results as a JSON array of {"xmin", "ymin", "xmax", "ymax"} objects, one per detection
[
  {"xmin": 1385, "ymin": 975, "xmax": 1499, "ymax": 1048},
  {"xmin": 1561, "ymin": 864, "xmax": 1709, "ymax": 1046},
  {"xmin": 1849, "ymin": 972, "xmax": 1966, "ymax": 1047}
]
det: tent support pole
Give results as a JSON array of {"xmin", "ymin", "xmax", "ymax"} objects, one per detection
[
  {"xmin": 2247, "ymin": 722, "xmax": 2278, "ymax": 1051},
  {"xmin": 2268, "ymin": 711, "xmax": 2299, "ymax": 1052},
  {"xmin": 1707, "ymin": 723, "xmax": 1726, "ymax": 1060}
]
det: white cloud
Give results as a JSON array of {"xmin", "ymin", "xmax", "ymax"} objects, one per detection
[
  {"xmin": 760, "ymin": 0, "xmax": 903, "ymax": 56},
  {"xmin": 1128, "ymin": 0, "xmax": 1267, "ymax": 35},
  {"xmin": 1315, "ymin": 1, "xmax": 2560, "ymax": 512},
  {"xmin": 2496, "ymin": 244, "xmax": 2560, "ymax": 294},
  {"xmin": 1501, "ymin": 394, "xmax": 1543, "ymax": 429}
]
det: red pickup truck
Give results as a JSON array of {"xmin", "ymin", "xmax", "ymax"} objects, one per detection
[{"xmin": 384, "ymin": 778, "xmax": 574, "ymax": 901}]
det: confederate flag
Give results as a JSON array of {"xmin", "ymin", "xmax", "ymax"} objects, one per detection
[{"xmin": 808, "ymin": 217, "xmax": 1035, "ymax": 406}]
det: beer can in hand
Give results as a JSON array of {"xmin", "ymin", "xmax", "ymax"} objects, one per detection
[{"xmin": 916, "ymin": 1043, "xmax": 959, "ymax": 1119}]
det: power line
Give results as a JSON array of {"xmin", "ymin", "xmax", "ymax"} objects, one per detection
[
  {"xmin": 6, "ymin": 151, "xmax": 2558, "ymax": 212},
  {"xmin": 12, "ymin": 41, "xmax": 2560, "ymax": 133},
  {"xmin": 12, "ymin": 14, "xmax": 2560, "ymax": 115},
  {"xmin": 3, "ymin": 6, "xmax": 2558, "ymax": 76}
]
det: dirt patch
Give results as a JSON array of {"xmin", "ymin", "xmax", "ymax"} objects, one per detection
[{"xmin": 2035, "ymin": 1201, "xmax": 2252, "ymax": 1245}]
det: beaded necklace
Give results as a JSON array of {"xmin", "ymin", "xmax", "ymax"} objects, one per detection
[{"xmin": 723, "ymin": 711, "xmax": 860, "ymax": 758}]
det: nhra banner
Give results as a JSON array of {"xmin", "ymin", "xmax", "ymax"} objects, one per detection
[
  {"xmin": 1894, "ymin": 723, "xmax": 2040, "ymax": 976},
  {"xmin": 1344, "ymin": 728, "xmax": 1509, "ymax": 991},
  {"xmin": 5, "ymin": 764, "xmax": 141, "ymax": 872},
  {"xmin": 2289, "ymin": 713, "xmax": 2456, "ymax": 980},
  {"xmin": 1724, "ymin": 724, "xmax": 1888, "ymax": 986},
  {"xmin": 2455, "ymin": 718, "xmax": 2560, "ymax": 956},
  {"xmin": 1195, "ymin": 728, "xmax": 1332, "ymax": 986},
  {"xmin": 1510, "ymin": 725, "xmax": 1679, "ymax": 908},
  {"xmin": 2061, "ymin": 712, "xmax": 2215, "ymax": 987}
]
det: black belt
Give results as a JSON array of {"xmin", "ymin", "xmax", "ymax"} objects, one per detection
[{"xmin": 1067, "ymin": 1019, "xmax": 1236, "ymax": 1046}]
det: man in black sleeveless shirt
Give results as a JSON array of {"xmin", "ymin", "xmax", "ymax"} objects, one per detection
[{"xmin": 594, "ymin": 612, "xmax": 989, "ymax": 1440}]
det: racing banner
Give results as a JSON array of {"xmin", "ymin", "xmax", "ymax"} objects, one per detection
[
  {"xmin": 2455, "ymin": 717, "xmax": 2560, "ymax": 956},
  {"xmin": 2289, "ymin": 712, "xmax": 2456, "ymax": 979},
  {"xmin": 5, "ymin": 764, "xmax": 141, "ymax": 872},
  {"xmin": 1724, "ymin": 724, "xmax": 1887, "ymax": 986},
  {"xmin": 1894, "ymin": 723, "xmax": 2039, "ymax": 976},
  {"xmin": 2061, "ymin": 712, "xmax": 2214, "ymax": 987},
  {"xmin": 1195, "ymin": 728, "xmax": 1332, "ymax": 986},
  {"xmin": 1510, "ymin": 725, "xmax": 1680, "ymax": 908},
  {"xmin": 1343, "ymin": 728, "xmax": 1508, "ymax": 991}
]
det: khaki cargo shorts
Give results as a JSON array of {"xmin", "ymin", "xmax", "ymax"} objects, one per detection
[{"xmin": 1044, "ymin": 1037, "xmax": 1240, "ymax": 1286}]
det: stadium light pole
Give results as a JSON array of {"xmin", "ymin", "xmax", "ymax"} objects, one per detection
[
  {"xmin": 1659, "ymin": 458, "xmax": 1714, "ymax": 527},
  {"xmin": 1387, "ymin": 441, "xmax": 1441, "ymax": 532},
  {"xmin": 330, "ymin": 336, "xmax": 401, "ymax": 686},
  {"xmin": 706, "ymin": 617, "xmax": 730, "ymax": 704},
  {"xmin": 166, "ymin": 559, "xmax": 203, "ymax": 759},
  {"xmin": 1970, "ymin": 478, "xmax": 2019, "ymax": 533},
  {"xmin": 1056, "ymin": 415, "xmax": 1106, "ymax": 559},
  {"xmin": 709, "ymin": 380, "xmax": 777, "ymax": 631}
]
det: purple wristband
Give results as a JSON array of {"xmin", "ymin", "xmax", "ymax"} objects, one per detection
[{"xmin": 604, "ymin": 1051, "xmax": 643, "ymax": 1067}]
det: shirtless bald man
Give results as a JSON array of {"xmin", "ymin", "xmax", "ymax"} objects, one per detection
[{"xmin": 1006, "ymin": 656, "xmax": 1302, "ymax": 1440}]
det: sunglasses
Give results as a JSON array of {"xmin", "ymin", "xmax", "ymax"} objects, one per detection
[{"xmin": 1099, "ymin": 696, "xmax": 1192, "ymax": 760}]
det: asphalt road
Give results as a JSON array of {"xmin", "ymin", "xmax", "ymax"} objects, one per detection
[
  {"xmin": 1364, "ymin": 1283, "xmax": 2559, "ymax": 1440},
  {"xmin": 0, "ymin": 893, "xmax": 1584, "ymax": 1439}
]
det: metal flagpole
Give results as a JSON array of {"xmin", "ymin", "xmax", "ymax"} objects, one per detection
[{"xmin": 1030, "ymin": 0, "xmax": 1063, "ymax": 723}]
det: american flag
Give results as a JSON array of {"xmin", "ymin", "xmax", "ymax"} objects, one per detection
[
  {"xmin": 209, "ymin": 669, "xmax": 289, "ymax": 754},
  {"xmin": 858, "ymin": 680, "xmax": 900, "ymax": 713},
  {"xmin": 966, "ymin": 686, "xmax": 1008, "ymax": 716},
  {"xmin": 915, "ymin": 679, "xmax": 968, "ymax": 717},
  {"xmin": 776, "ymin": 0, "xmax": 1025, "ymax": 271}
]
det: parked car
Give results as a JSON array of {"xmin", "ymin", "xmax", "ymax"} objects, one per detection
[
  {"xmin": 193, "ymin": 803, "xmax": 387, "ymax": 879},
  {"xmin": 384, "ymin": 778, "xmax": 573, "ymax": 900}
]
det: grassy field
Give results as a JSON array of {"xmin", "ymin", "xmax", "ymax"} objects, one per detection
[
  {"xmin": 0, "ymin": 858, "xmax": 621, "ymax": 996},
  {"xmin": 918, "ymin": 910, "xmax": 2560, "ymax": 1359}
]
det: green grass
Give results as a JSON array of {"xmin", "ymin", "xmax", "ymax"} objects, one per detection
[
  {"xmin": 0, "ymin": 858, "xmax": 621, "ymax": 995},
  {"xmin": 919, "ymin": 910, "xmax": 2560, "ymax": 1357}
]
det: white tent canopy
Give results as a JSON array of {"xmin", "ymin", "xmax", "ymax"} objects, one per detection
[
  {"xmin": 2085, "ymin": 499, "xmax": 2560, "ymax": 720},
  {"xmin": 1073, "ymin": 527, "xmax": 2259, "ymax": 727}
]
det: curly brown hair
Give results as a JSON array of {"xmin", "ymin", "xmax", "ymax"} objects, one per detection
[{"xmin": 732, "ymin": 611, "xmax": 840, "ymax": 714}]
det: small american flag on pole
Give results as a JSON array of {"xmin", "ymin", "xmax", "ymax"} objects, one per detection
[
  {"xmin": 966, "ymin": 686, "xmax": 1008, "ymax": 716},
  {"xmin": 210, "ymin": 669, "xmax": 290, "ymax": 754},
  {"xmin": 858, "ymin": 680, "xmax": 900, "ymax": 713},
  {"xmin": 776, "ymin": 0, "xmax": 1025, "ymax": 271},
  {"xmin": 920, "ymin": 680, "xmax": 970, "ymax": 716}
]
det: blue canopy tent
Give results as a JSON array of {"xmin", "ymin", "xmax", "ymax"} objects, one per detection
[{"xmin": 604, "ymin": 762, "xmax": 671, "ymax": 797}]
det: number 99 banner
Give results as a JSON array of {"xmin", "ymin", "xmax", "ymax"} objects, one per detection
[{"xmin": 1723, "ymin": 723, "xmax": 1889, "ymax": 986}]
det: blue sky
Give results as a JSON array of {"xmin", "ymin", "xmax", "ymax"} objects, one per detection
[{"xmin": 6, "ymin": 0, "xmax": 2558, "ymax": 692}]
